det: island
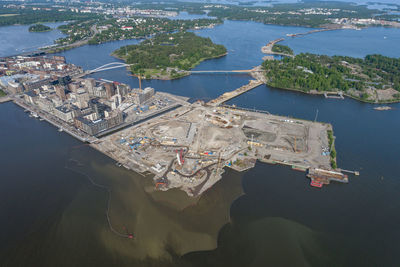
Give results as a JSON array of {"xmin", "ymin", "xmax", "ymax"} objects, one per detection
[
  {"xmin": 261, "ymin": 48, "xmax": 400, "ymax": 103},
  {"xmin": 271, "ymin": 44, "xmax": 293, "ymax": 55},
  {"xmin": 87, "ymin": 18, "xmax": 221, "ymax": 45},
  {"xmin": 28, "ymin": 24, "xmax": 52, "ymax": 32},
  {"xmin": 113, "ymin": 31, "xmax": 227, "ymax": 80}
]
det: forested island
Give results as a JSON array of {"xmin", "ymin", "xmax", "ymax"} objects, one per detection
[
  {"xmin": 262, "ymin": 47, "xmax": 400, "ymax": 103},
  {"xmin": 113, "ymin": 31, "xmax": 227, "ymax": 80},
  {"xmin": 28, "ymin": 24, "xmax": 51, "ymax": 32},
  {"xmin": 272, "ymin": 44, "xmax": 293, "ymax": 55},
  {"xmin": 88, "ymin": 18, "xmax": 221, "ymax": 45}
]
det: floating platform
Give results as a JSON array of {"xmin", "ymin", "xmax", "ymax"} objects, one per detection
[{"xmin": 307, "ymin": 168, "xmax": 348, "ymax": 185}]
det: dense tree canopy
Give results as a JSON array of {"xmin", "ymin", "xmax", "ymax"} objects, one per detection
[
  {"xmin": 262, "ymin": 53, "xmax": 400, "ymax": 93},
  {"xmin": 114, "ymin": 31, "xmax": 226, "ymax": 78},
  {"xmin": 271, "ymin": 44, "xmax": 293, "ymax": 55},
  {"xmin": 28, "ymin": 24, "xmax": 51, "ymax": 32}
]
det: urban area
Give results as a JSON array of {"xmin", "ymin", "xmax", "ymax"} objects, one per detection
[{"xmin": 0, "ymin": 53, "xmax": 351, "ymax": 194}]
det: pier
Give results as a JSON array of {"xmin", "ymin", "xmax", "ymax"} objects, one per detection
[
  {"xmin": 324, "ymin": 92, "xmax": 344, "ymax": 99},
  {"xmin": 340, "ymin": 169, "xmax": 360, "ymax": 176},
  {"xmin": 207, "ymin": 80, "xmax": 264, "ymax": 106}
]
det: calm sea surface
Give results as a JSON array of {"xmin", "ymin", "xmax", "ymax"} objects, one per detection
[
  {"xmin": 0, "ymin": 22, "xmax": 66, "ymax": 57},
  {"xmin": 1, "ymin": 19, "xmax": 400, "ymax": 266}
]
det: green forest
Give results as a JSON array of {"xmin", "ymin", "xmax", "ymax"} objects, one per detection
[
  {"xmin": 262, "ymin": 53, "xmax": 400, "ymax": 97},
  {"xmin": 89, "ymin": 18, "xmax": 221, "ymax": 45},
  {"xmin": 113, "ymin": 32, "xmax": 227, "ymax": 79},
  {"xmin": 133, "ymin": 1, "xmax": 388, "ymax": 28},
  {"xmin": 28, "ymin": 23, "xmax": 51, "ymax": 32},
  {"xmin": 272, "ymin": 44, "xmax": 293, "ymax": 55},
  {"xmin": 0, "ymin": 8, "xmax": 99, "ymax": 26}
]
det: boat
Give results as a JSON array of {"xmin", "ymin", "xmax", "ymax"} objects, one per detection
[
  {"xmin": 374, "ymin": 106, "xmax": 392, "ymax": 111},
  {"xmin": 30, "ymin": 112, "xmax": 39, "ymax": 118},
  {"xmin": 310, "ymin": 180, "xmax": 323, "ymax": 188},
  {"xmin": 58, "ymin": 128, "xmax": 63, "ymax": 132}
]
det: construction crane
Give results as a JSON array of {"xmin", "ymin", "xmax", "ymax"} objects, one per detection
[{"xmin": 131, "ymin": 73, "xmax": 143, "ymax": 90}]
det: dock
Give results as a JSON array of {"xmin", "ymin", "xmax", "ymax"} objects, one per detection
[
  {"xmin": 207, "ymin": 80, "xmax": 264, "ymax": 106},
  {"xmin": 324, "ymin": 92, "xmax": 344, "ymax": 99},
  {"xmin": 340, "ymin": 169, "xmax": 360, "ymax": 176},
  {"xmin": 307, "ymin": 168, "xmax": 349, "ymax": 185},
  {"xmin": 13, "ymin": 99, "xmax": 96, "ymax": 143}
]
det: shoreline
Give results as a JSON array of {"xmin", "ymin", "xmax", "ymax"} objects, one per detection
[
  {"xmin": 112, "ymin": 52, "xmax": 228, "ymax": 81},
  {"xmin": 265, "ymin": 84, "xmax": 400, "ymax": 104}
]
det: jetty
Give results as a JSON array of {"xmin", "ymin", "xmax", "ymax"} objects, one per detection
[
  {"xmin": 324, "ymin": 92, "xmax": 344, "ymax": 99},
  {"xmin": 286, "ymin": 28, "xmax": 338, "ymax": 38},
  {"xmin": 207, "ymin": 80, "xmax": 264, "ymax": 106},
  {"xmin": 307, "ymin": 168, "xmax": 349, "ymax": 186}
]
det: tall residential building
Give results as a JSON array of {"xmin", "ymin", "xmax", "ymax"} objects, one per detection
[
  {"xmin": 85, "ymin": 78, "xmax": 95, "ymax": 95},
  {"xmin": 54, "ymin": 85, "xmax": 67, "ymax": 101},
  {"xmin": 134, "ymin": 87, "xmax": 154, "ymax": 105},
  {"xmin": 104, "ymin": 82, "xmax": 115, "ymax": 99}
]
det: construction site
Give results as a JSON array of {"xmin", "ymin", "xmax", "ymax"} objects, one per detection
[{"xmin": 93, "ymin": 82, "xmax": 348, "ymax": 196}]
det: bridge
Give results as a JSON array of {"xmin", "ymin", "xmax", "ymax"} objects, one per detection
[
  {"xmin": 86, "ymin": 62, "xmax": 263, "ymax": 75},
  {"xmin": 89, "ymin": 62, "xmax": 131, "ymax": 73}
]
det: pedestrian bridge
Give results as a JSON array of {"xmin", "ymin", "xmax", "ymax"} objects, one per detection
[{"xmin": 88, "ymin": 62, "xmax": 263, "ymax": 74}]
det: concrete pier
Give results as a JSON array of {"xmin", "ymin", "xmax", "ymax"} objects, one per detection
[{"xmin": 208, "ymin": 80, "xmax": 264, "ymax": 106}]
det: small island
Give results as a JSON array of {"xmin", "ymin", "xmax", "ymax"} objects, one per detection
[
  {"xmin": 271, "ymin": 44, "xmax": 293, "ymax": 55},
  {"xmin": 262, "ymin": 46, "xmax": 400, "ymax": 103},
  {"xmin": 113, "ymin": 31, "xmax": 227, "ymax": 80},
  {"xmin": 29, "ymin": 24, "xmax": 52, "ymax": 32}
]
